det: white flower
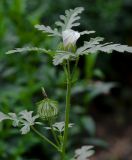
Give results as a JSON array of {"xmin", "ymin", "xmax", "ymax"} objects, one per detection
[{"xmin": 62, "ymin": 29, "xmax": 80, "ymax": 47}]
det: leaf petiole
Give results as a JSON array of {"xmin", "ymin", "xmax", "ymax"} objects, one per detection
[{"xmin": 31, "ymin": 126, "xmax": 60, "ymax": 151}]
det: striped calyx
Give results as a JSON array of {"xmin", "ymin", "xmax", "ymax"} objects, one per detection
[{"xmin": 37, "ymin": 98, "xmax": 58, "ymax": 121}]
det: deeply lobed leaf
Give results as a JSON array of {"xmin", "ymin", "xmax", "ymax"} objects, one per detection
[
  {"xmin": 53, "ymin": 51, "xmax": 76, "ymax": 65},
  {"xmin": 35, "ymin": 24, "xmax": 61, "ymax": 37},
  {"xmin": 72, "ymin": 146, "xmax": 95, "ymax": 160},
  {"xmin": 0, "ymin": 110, "xmax": 41, "ymax": 134},
  {"xmin": 76, "ymin": 37, "xmax": 132, "ymax": 55},
  {"xmin": 55, "ymin": 7, "xmax": 84, "ymax": 31},
  {"xmin": 45, "ymin": 121, "xmax": 74, "ymax": 133},
  {"xmin": 0, "ymin": 112, "xmax": 9, "ymax": 122},
  {"xmin": 6, "ymin": 47, "xmax": 50, "ymax": 55},
  {"xmin": 80, "ymin": 30, "xmax": 95, "ymax": 35}
]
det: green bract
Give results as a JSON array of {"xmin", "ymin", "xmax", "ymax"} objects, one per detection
[{"xmin": 37, "ymin": 98, "xmax": 58, "ymax": 121}]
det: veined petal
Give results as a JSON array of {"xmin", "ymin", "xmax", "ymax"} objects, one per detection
[{"xmin": 62, "ymin": 29, "xmax": 80, "ymax": 47}]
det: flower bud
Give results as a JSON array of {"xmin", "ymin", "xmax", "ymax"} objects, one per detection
[
  {"xmin": 62, "ymin": 29, "xmax": 80, "ymax": 47},
  {"xmin": 37, "ymin": 98, "xmax": 58, "ymax": 121}
]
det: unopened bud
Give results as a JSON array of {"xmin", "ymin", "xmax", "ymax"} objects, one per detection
[
  {"xmin": 37, "ymin": 98, "xmax": 58, "ymax": 121},
  {"xmin": 62, "ymin": 29, "xmax": 80, "ymax": 47}
]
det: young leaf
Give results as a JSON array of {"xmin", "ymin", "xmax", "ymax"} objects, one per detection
[
  {"xmin": 45, "ymin": 122, "xmax": 74, "ymax": 133},
  {"xmin": 55, "ymin": 7, "xmax": 84, "ymax": 31},
  {"xmin": 35, "ymin": 24, "xmax": 61, "ymax": 37},
  {"xmin": 6, "ymin": 47, "xmax": 50, "ymax": 55},
  {"xmin": 53, "ymin": 51, "xmax": 76, "ymax": 66}
]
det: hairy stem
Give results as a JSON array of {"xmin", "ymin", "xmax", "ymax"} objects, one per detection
[
  {"xmin": 62, "ymin": 61, "xmax": 71, "ymax": 159},
  {"xmin": 31, "ymin": 126, "xmax": 59, "ymax": 151}
]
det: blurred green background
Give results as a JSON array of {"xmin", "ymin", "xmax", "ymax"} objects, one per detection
[{"xmin": 0, "ymin": 0, "xmax": 132, "ymax": 160}]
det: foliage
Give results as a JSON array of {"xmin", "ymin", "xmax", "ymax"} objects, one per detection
[
  {"xmin": 6, "ymin": 47, "xmax": 50, "ymax": 55},
  {"xmin": 53, "ymin": 51, "xmax": 76, "ymax": 66},
  {"xmin": 55, "ymin": 7, "xmax": 84, "ymax": 31},
  {"xmin": 72, "ymin": 146, "xmax": 94, "ymax": 160},
  {"xmin": 45, "ymin": 122, "xmax": 74, "ymax": 133},
  {"xmin": 0, "ymin": 110, "xmax": 41, "ymax": 134},
  {"xmin": 35, "ymin": 24, "xmax": 61, "ymax": 37},
  {"xmin": 1, "ymin": 5, "xmax": 132, "ymax": 160},
  {"xmin": 0, "ymin": 0, "xmax": 132, "ymax": 159}
]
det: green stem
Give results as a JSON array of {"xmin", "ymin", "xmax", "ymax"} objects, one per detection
[
  {"xmin": 62, "ymin": 61, "xmax": 71, "ymax": 159},
  {"xmin": 63, "ymin": 63, "xmax": 68, "ymax": 80},
  {"xmin": 71, "ymin": 57, "xmax": 79, "ymax": 80},
  {"xmin": 49, "ymin": 121, "xmax": 60, "ymax": 146},
  {"xmin": 31, "ymin": 126, "xmax": 59, "ymax": 151}
]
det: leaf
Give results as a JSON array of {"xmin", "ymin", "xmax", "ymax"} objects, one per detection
[
  {"xmin": 19, "ymin": 110, "xmax": 40, "ymax": 134},
  {"xmin": 6, "ymin": 47, "xmax": 50, "ymax": 55},
  {"xmin": 80, "ymin": 30, "xmax": 95, "ymax": 35},
  {"xmin": 81, "ymin": 116, "xmax": 96, "ymax": 136},
  {"xmin": 0, "ymin": 110, "xmax": 41, "ymax": 135},
  {"xmin": 72, "ymin": 146, "xmax": 95, "ymax": 160},
  {"xmin": 87, "ymin": 43, "xmax": 132, "ymax": 54},
  {"xmin": 35, "ymin": 24, "xmax": 61, "ymax": 37},
  {"xmin": 86, "ymin": 138, "xmax": 108, "ymax": 148},
  {"xmin": 19, "ymin": 110, "xmax": 39, "ymax": 125},
  {"xmin": 8, "ymin": 113, "xmax": 19, "ymax": 127},
  {"xmin": 87, "ymin": 81, "xmax": 116, "ymax": 100},
  {"xmin": 20, "ymin": 122, "xmax": 31, "ymax": 135},
  {"xmin": 76, "ymin": 37, "xmax": 104, "ymax": 55},
  {"xmin": 55, "ymin": 7, "xmax": 84, "ymax": 31},
  {"xmin": 76, "ymin": 37, "xmax": 132, "ymax": 55},
  {"xmin": 0, "ymin": 112, "xmax": 9, "ymax": 122},
  {"xmin": 126, "ymin": 47, "xmax": 132, "ymax": 52},
  {"xmin": 53, "ymin": 51, "xmax": 76, "ymax": 66},
  {"xmin": 45, "ymin": 122, "xmax": 74, "ymax": 133}
]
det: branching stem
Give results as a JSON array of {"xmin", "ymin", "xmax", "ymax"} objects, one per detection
[
  {"xmin": 31, "ymin": 126, "xmax": 59, "ymax": 151},
  {"xmin": 49, "ymin": 120, "xmax": 60, "ymax": 146}
]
